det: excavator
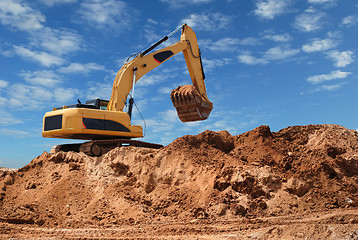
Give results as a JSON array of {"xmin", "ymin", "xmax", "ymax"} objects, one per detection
[{"xmin": 42, "ymin": 24, "xmax": 213, "ymax": 156}]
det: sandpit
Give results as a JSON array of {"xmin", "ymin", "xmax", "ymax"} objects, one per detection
[{"xmin": 1, "ymin": 124, "xmax": 357, "ymax": 239}]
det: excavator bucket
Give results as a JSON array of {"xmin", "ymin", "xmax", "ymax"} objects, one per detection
[{"xmin": 171, "ymin": 85, "xmax": 213, "ymax": 122}]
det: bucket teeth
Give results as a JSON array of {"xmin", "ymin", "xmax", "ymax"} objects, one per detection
[{"xmin": 170, "ymin": 85, "xmax": 213, "ymax": 122}]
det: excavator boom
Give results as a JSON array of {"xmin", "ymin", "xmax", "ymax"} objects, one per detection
[{"xmin": 107, "ymin": 24, "xmax": 212, "ymax": 122}]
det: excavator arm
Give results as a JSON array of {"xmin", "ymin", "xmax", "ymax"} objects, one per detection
[{"xmin": 107, "ymin": 24, "xmax": 213, "ymax": 122}]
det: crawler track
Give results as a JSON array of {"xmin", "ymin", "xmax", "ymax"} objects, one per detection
[{"xmin": 50, "ymin": 139, "xmax": 163, "ymax": 157}]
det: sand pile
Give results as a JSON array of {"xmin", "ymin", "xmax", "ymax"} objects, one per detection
[{"xmin": 0, "ymin": 124, "xmax": 357, "ymax": 228}]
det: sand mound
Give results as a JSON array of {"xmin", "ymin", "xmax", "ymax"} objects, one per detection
[{"xmin": 0, "ymin": 124, "xmax": 357, "ymax": 228}]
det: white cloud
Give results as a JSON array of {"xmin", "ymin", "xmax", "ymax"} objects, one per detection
[
  {"xmin": 307, "ymin": 70, "xmax": 351, "ymax": 84},
  {"xmin": 239, "ymin": 37, "xmax": 262, "ymax": 46},
  {"xmin": 201, "ymin": 38, "xmax": 240, "ymax": 52},
  {"xmin": 0, "ymin": 80, "xmax": 9, "ymax": 88},
  {"xmin": 160, "ymin": 0, "xmax": 213, "ymax": 8},
  {"xmin": 137, "ymin": 73, "xmax": 166, "ymax": 87},
  {"xmin": 32, "ymin": 28, "xmax": 83, "ymax": 55},
  {"xmin": 86, "ymin": 82, "xmax": 112, "ymax": 100},
  {"xmin": 77, "ymin": 0, "xmax": 133, "ymax": 31},
  {"xmin": 238, "ymin": 46, "xmax": 300, "ymax": 65},
  {"xmin": 158, "ymin": 86, "xmax": 173, "ymax": 94},
  {"xmin": 143, "ymin": 27, "xmax": 164, "ymax": 44},
  {"xmin": 53, "ymin": 87, "xmax": 79, "ymax": 103},
  {"xmin": 37, "ymin": 0, "xmax": 77, "ymax": 7},
  {"xmin": 307, "ymin": 0, "xmax": 336, "ymax": 6},
  {"xmin": 3, "ymin": 82, "xmax": 79, "ymax": 110},
  {"xmin": 202, "ymin": 58, "xmax": 232, "ymax": 71},
  {"xmin": 0, "ymin": 129, "xmax": 29, "ymax": 136},
  {"xmin": 201, "ymin": 37, "xmax": 261, "ymax": 53},
  {"xmin": 58, "ymin": 62, "xmax": 105, "ymax": 74},
  {"xmin": 342, "ymin": 15, "xmax": 358, "ymax": 27},
  {"xmin": 158, "ymin": 109, "xmax": 180, "ymax": 123},
  {"xmin": 320, "ymin": 83, "xmax": 345, "ymax": 91},
  {"xmin": 0, "ymin": 0, "xmax": 45, "ymax": 31},
  {"xmin": 19, "ymin": 70, "xmax": 61, "ymax": 87},
  {"xmin": 180, "ymin": 12, "xmax": 233, "ymax": 31},
  {"xmin": 326, "ymin": 50, "xmax": 354, "ymax": 67},
  {"xmin": 157, "ymin": 79, "xmax": 189, "ymax": 95},
  {"xmin": 135, "ymin": 19, "xmax": 175, "ymax": 51},
  {"xmin": 13, "ymin": 45, "xmax": 65, "ymax": 67},
  {"xmin": 264, "ymin": 46, "xmax": 300, "ymax": 60},
  {"xmin": 302, "ymin": 38, "xmax": 337, "ymax": 52},
  {"xmin": 262, "ymin": 31, "xmax": 292, "ymax": 42},
  {"xmin": 294, "ymin": 8, "xmax": 325, "ymax": 32},
  {"xmin": 254, "ymin": 0, "xmax": 293, "ymax": 20},
  {"xmin": 313, "ymin": 82, "xmax": 347, "ymax": 92},
  {"xmin": 1, "ymin": 1, "xmax": 83, "ymax": 62},
  {"xmin": 308, "ymin": 0, "xmax": 331, "ymax": 3},
  {"xmin": 0, "ymin": 110, "xmax": 23, "ymax": 125},
  {"xmin": 238, "ymin": 52, "xmax": 266, "ymax": 65}
]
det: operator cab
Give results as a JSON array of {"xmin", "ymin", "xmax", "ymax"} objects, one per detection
[
  {"xmin": 82, "ymin": 99, "xmax": 109, "ymax": 110},
  {"xmin": 53, "ymin": 98, "xmax": 109, "ymax": 111}
]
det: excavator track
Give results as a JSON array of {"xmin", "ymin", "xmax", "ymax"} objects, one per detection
[{"xmin": 50, "ymin": 139, "xmax": 163, "ymax": 157}]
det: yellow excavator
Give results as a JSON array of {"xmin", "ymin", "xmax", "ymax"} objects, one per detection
[{"xmin": 42, "ymin": 24, "xmax": 213, "ymax": 156}]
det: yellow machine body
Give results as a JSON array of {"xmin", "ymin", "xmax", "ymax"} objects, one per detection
[{"xmin": 42, "ymin": 108, "xmax": 142, "ymax": 140}]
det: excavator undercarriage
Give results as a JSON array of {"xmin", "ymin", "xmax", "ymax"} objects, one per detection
[{"xmin": 50, "ymin": 139, "xmax": 163, "ymax": 157}]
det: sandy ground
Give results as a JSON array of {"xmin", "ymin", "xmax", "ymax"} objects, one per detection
[
  {"xmin": 1, "ymin": 124, "xmax": 357, "ymax": 239},
  {"xmin": 1, "ymin": 210, "xmax": 358, "ymax": 239}
]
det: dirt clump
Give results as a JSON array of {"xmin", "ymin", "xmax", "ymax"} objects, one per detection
[{"xmin": 0, "ymin": 124, "xmax": 358, "ymax": 238}]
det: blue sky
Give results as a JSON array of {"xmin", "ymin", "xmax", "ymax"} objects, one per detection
[{"xmin": 0, "ymin": 0, "xmax": 357, "ymax": 168}]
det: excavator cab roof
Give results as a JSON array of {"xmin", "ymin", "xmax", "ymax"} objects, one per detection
[
  {"xmin": 85, "ymin": 99, "xmax": 109, "ymax": 110},
  {"xmin": 53, "ymin": 98, "xmax": 109, "ymax": 111}
]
